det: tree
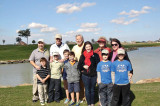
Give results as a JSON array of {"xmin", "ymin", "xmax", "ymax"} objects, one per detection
[
  {"xmin": 32, "ymin": 40, "xmax": 36, "ymax": 44},
  {"xmin": 18, "ymin": 29, "xmax": 31, "ymax": 44},
  {"xmin": 2, "ymin": 40, "xmax": 5, "ymax": 45},
  {"xmin": 91, "ymin": 39, "xmax": 95, "ymax": 44},
  {"xmin": 16, "ymin": 37, "xmax": 22, "ymax": 43}
]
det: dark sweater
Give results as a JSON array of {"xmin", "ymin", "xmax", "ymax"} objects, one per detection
[
  {"xmin": 108, "ymin": 51, "xmax": 133, "ymax": 74},
  {"xmin": 78, "ymin": 53, "xmax": 100, "ymax": 77}
]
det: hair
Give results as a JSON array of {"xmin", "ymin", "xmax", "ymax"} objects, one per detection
[
  {"xmin": 82, "ymin": 41, "xmax": 93, "ymax": 53},
  {"xmin": 98, "ymin": 36, "xmax": 108, "ymax": 47},
  {"xmin": 69, "ymin": 51, "xmax": 75, "ymax": 57},
  {"xmin": 63, "ymin": 49, "xmax": 70, "ymax": 54},
  {"xmin": 110, "ymin": 38, "xmax": 122, "ymax": 48},
  {"xmin": 76, "ymin": 34, "xmax": 84, "ymax": 42},
  {"xmin": 40, "ymin": 57, "xmax": 47, "ymax": 63}
]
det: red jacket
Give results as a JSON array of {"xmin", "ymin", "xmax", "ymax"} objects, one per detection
[{"xmin": 94, "ymin": 47, "xmax": 111, "ymax": 61}]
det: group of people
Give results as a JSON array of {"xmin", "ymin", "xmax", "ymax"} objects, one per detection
[{"xmin": 29, "ymin": 34, "xmax": 133, "ymax": 106}]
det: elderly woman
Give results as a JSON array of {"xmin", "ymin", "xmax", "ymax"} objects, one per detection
[
  {"xmin": 78, "ymin": 41, "xmax": 100, "ymax": 106},
  {"xmin": 94, "ymin": 36, "xmax": 111, "ymax": 61}
]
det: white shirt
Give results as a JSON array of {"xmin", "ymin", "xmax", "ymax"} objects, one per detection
[{"xmin": 50, "ymin": 43, "xmax": 70, "ymax": 59}]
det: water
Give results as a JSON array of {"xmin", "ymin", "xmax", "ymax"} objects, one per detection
[
  {"xmin": 0, "ymin": 47, "xmax": 160, "ymax": 86},
  {"xmin": 128, "ymin": 47, "xmax": 160, "ymax": 83}
]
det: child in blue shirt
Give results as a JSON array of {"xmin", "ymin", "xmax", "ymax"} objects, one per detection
[
  {"xmin": 96, "ymin": 49, "xmax": 113, "ymax": 106},
  {"xmin": 111, "ymin": 48, "xmax": 132, "ymax": 106}
]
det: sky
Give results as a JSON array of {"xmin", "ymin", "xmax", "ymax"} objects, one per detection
[{"xmin": 0, "ymin": 0, "xmax": 160, "ymax": 44}]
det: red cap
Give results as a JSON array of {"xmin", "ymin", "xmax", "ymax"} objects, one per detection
[{"xmin": 97, "ymin": 39, "xmax": 106, "ymax": 42}]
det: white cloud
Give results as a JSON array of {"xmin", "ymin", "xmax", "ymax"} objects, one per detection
[
  {"xmin": 16, "ymin": 30, "xmax": 19, "ymax": 33},
  {"xmin": 41, "ymin": 27, "xmax": 57, "ymax": 33},
  {"xmin": 77, "ymin": 28, "xmax": 101, "ymax": 33},
  {"xmin": 111, "ymin": 17, "xmax": 138, "ymax": 25},
  {"xmin": 28, "ymin": 22, "xmax": 48, "ymax": 28},
  {"xmin": 56, "ymin": 2, "xmax": 96, "ymax": 14},
  {"xmin": 119, "ymin": 6, "xmax": 152, "ymax": 17},
  {"xmin": 80, "ymin": 23, "xmax": 98, "ymax": 28}
]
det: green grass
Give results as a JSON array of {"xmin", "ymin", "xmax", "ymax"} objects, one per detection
[
  {"xmin": 0, "ymin": 43, "xmax": 160, "ymax": 60},
  {"xmin": 0, "ymin": 82, "xmax": 160, "ymax": 106}
]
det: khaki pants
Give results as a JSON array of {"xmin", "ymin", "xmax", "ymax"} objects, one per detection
[
  {"xmin": 33, "ymin": 74, "xmax": 39, "ymax": 100},
  {"xmin": 38, "ymin": 84, "xmax": 48, "ymax": 102}
]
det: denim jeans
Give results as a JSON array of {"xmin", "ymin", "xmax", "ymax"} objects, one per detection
[
  {"xmin": 82, "ymin": 74, "xmax": 97, "ymax": 105},
  {"xmin": 48, "ymin": 78, "xmax": 61, "ymax": 102},
  {"xmin": 111, "ymin": 83, "xmax": 130, "ymax": 106},
  {"xmin": 99, "ymin": 83, "xmax": 113, "ymax": 106}
]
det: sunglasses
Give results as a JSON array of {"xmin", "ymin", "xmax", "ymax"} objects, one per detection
[{"xmin": 111, "ymin": 44, "xmax": 118, "ymax": 46}]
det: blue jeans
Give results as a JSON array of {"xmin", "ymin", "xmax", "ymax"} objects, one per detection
[
  {"xmin": 82, "ymin": 74, "xmax": 97, "ymax": 105},
  {"xmin": 99, "ymin": 83, "xmax": 113, "ymax": 106}
]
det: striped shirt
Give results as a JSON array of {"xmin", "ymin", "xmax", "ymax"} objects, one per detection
[{"xmin": 36, "ymin": 66, "xmax": 51, "ymax": 84}]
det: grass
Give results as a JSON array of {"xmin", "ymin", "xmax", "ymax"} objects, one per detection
[
  {"xmin": 0, "ymin": 42, "xmax": 160, "ymax": 60},
  {"xmin": 0, "ymin": 82, "xmax": 160, "ymax": 106}
]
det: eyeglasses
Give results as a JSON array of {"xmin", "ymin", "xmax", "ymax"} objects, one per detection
[{"xmin": 111, "ymin": 44, "xmax": 118, "ymax": 46}]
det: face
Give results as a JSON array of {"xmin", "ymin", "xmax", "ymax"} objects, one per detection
[
  {"xmin": 102, "ymin": 54, "xmax": 108, "ymax": 61},
  {"xmin": 69, "ymin": 55, "xmax": 74, "ymax": 61},
  {"xmin": 76, "ymin": 36, "xmax": 83, "ymax": 46},
  {"xmin": 64, "ymin": 52, "xmax": 69, "ymax": 60},
  {"xmin": 40, "ymin": 61, "xmax": 46, "ymax": 67},
  {"xmin": 85, "ymin": 44, "xmax": 92, "ymax": 52},
  {"xmin": 117, "ymin": 54, "xmax": 125, "ymax": 61},
  {"xmin": 111, "ymin": 41, "xmax": 119, "ymax": 51},
  {"xmin": 38, "ymin": 42, "xmax": 44, "ymax": 50},
  {"xmin": 56, "ymin": 38, "xmax": 62, "ymax": 45},
  {"xmin": 98, "ymin": 41, "xmax": 105, "ymax": 48},
  {"xmin": 54, "ymin": 55, "xmax": 59, "ymax": 60}
]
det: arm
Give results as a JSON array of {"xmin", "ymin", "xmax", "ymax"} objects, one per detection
[
  {"xmin": 125, "ymin": 51, "xmax": 133, "ymax": 75},
  {"xmin": 97, "ymin": 72, "xmax": 101, "ymax": 84},
  {"xmin": 30, "ymin": 61, "xmax": 40, "ymax": 70},
  {"xmin": 78, "ymin": 55, "xmax": 85, "ymax": 72},
  {"xmin": 36, "ymin": 74, "xmax": 43, "ymax": 82}
]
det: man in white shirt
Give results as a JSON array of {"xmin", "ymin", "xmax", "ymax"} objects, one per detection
[{"xmin": 50, "ymin": 34, "xmax": 70, "ymax": 62}]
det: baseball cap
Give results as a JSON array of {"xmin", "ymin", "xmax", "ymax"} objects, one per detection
[
  {"xmin": 97, "ymin": 37, "xmax": 107, "ymax": 43},
  {"xmin": 102, "ymin": 49, "xmax": 109, "ymax": 54},
  {"xmin": 38, "ymin": 39, "xmax": 44, "ymax": 43},
  {"xmin": 117, "ymin": 48, "xmax": 125, "ymax": 55},
  {"xmin": 55, "ymin": 34, "xmax": 62, "ymax": 39},
  {"xmin": 53, "ymin": 52, "xmax": 59, "ymax": 56}
]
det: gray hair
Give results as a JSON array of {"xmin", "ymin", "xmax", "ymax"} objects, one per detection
[{"xmin": 76, "ymin": 34, "xmax": 84, "ymax": 42}]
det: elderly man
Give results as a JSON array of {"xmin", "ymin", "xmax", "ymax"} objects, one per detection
[
  {"xmin": 72, "ymin": 34, "xmax": 84, "ymax": 61},
  {"xmin": 50, "ymin": 34, "xmax": 70, "ymax": 62},
  {"xmin": 29, "ymin": 39, "xmax": 50, "ymax": 102},
  {"xmin": 72, "ymin": 34, "xmax": 85, "ymax": 103}
]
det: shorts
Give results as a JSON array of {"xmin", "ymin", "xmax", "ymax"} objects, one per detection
[{"xmin": 68, "ymin": 82, "xmax": 80, "ymax": 93}]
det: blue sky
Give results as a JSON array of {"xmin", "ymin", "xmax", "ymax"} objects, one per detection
[{"xmin": 0, "ymin": 0, "xmax": 160, "ymax": 44}]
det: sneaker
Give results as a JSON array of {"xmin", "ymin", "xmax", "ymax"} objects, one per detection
[
  {"xmin": 64, "ymin": 99, "xmax": 70, "ymax": 104},
  {"xmin": 76, "ymin": 101, "xmax": 80, "ymax": 106},
  {"xmin": 40, "ymin": 102, "xmax": 45, "ymax": 106},
  {"xmin": 68, "ymin": 100, "xmax": 75, "ymax": 106}
]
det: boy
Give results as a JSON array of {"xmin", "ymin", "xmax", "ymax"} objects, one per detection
[
  {"xmin": 63, "ymin": 49, "xmax": 70, "ymax": 104},
  {"xmin": 48, "ymin": 52, "xmax": 64, "ymax": 103},
  {"xmin": 36, "ymin": 57, "xmax": 51, "ymax": 105},
  {"xmin": 64, "ymin": 51, "xmax": 80, "ymax": 106},
  {"xmin": 96, "ymin": 49, "xmax": 113, "ymax": 106},
  {"xmin": 111, "ymin": 48, "xmax": 132, "ymax": 106}
]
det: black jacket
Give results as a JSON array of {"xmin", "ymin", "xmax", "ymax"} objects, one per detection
[
  {"xmin": 108, "ymin": 51, "xmax": 133, "ymax": 74},
  {"xmin": 78, "ymin": 53, "xmax": 100, "ymax": 77}
]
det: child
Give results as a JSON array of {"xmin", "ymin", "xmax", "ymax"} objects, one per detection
[
  {"xmin": 36, "ymin": 57, "xmax": 51, "ymax": 105},
  {"xmin": 111, "ymin": 48, "xmax": 132, "ymax": 106},
  {"xmin": 64, "ymin": 51, "xmax": 80, "ymax": 106},
  {"xmin": 62, "ymin": 49, "xmax": 70, "ymax": 104},
  {"xmin": 48, "ymin": 52, "xmax": 64, "ymax": 103},
  {"xmin": 96, "ymin": 49, "xmax": 113, "ymax": 106}
]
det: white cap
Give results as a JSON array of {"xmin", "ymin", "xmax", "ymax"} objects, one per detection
[
  {"xmin": 38, "ymin": 39, "xmax": 44, "ymax": 43},
  {"xmin": 55, "ymin": 34, "xmax": 62, "ymax": 39},
  {"xmin": 102, "ymin": 49, "xmax": 109, "ymax": 54},
  {"xmin": 117, "ymin": 48, "xmax": 125, "ymax": 55},
  {"xmin": 53, "ymin": 52, "xmax": 59, "ymax": 56}
]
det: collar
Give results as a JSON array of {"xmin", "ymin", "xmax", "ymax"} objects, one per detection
[
  {"xmin": 54, "ymin": 43, "xmax": 64, "ymax": 48},
  {"xmin": 37, "ymin": 48, "xmax": 47, "ymax": 52},
  {"xmin": 70, "ymin": 61, "xmax": 76, "ymax": 66}
]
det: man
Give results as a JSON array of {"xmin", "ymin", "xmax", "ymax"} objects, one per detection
[
  {"xmin": 72, "ymin": 34, "xmax": 85, "ymax": 103},
  {"xmin": 72, "ymin": 34, "xmax": 84, "ymax": 61},
  {"xmin": 50, "ymin": 34, "xmax": 70, "ymax": 62},
  {"xmin": 29, "ymin": 39, "xmax": 50, "ymax": 102}
]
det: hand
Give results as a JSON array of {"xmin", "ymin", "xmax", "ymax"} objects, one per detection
[
  {"xmin": 50, "ymin": 58, "xmax": 53, "ymax": 62},
  {"xmin": 59, "ymin": 59, "xmax": 64, "ymax": 63},
  {"xmin": 35, "ymin": 65, "xmax": 40, "ymax": 70},
  {"xmin": 41, "ymin": 79, "xmax": 45, "ymax": 84},
  {"xmin": 129, "ymin": 73, "xmax": 133, "ymax": 81},
  {"xmin": 83, "ymin": 65, "xmax": 89, "ymax": 70}
]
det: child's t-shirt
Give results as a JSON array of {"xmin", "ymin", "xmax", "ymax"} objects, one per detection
[
  {"xmin": 111, "ymin": 60, "xmax": 132, "ymax": 84},
  {"xmin": 96, "ymin": 61, "xmax": 112, "ymax": 84}
]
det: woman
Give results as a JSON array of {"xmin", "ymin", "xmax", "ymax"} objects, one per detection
[
  {"xmin": 94, "ymin": 36, "xmax": 111, "ymax": 61},
  {"xmin": 78, "ymin": 41, "xmax": 100, "ymax": 106}
]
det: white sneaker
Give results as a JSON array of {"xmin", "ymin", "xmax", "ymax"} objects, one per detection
[{"xmin": 40, "ymin": 102, "xmax": 45, "ymax": 105}]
